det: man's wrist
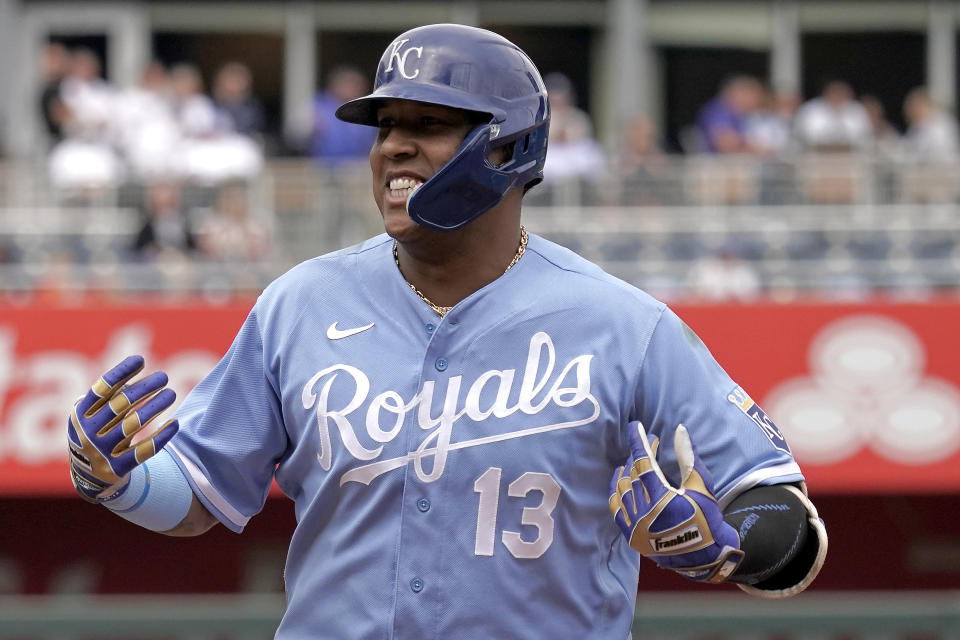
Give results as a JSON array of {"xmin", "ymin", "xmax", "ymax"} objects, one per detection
[
  {"xmin": 100, "ymin": 467, "xmax": 143, "ymax": 510},
  {"xmin": 101, "ymin": 448, "xmax": 194, "ymax": 532},
  {"xmin": 70, "ymin": 465, "xmax": 128, "ymax": 504}
]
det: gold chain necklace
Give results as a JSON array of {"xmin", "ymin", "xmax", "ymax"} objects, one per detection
[{"xmin": 394, "ymin": 225, "xmax": 528, "ymax": 318}]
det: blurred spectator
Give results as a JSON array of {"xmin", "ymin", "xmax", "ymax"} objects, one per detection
[
  {"xmin": 793, "ymin": 80, "xmax": 873, "ymax": 204},
  {"xmin": 38, "ymin": 42, "xmax": 71, "ymax": 146},
  {"xmin": 169, "ymin": 63, "xmax": 220, "ymax": 138},
  {"xmin": 132, "ymin": 181, "xmax": 197, "ymax": 260},
  {"xmin": 900, "ymin": 87, "xmax": 960, "ymax": 203},
  {"xmin": 544, "ymin": 73, "xmax": 592, "ymax": 143},
  {"xmin": 196, "ymin": 182, "xmax": 270, "ymax": 262},
  {"xmin": 310, "ymin": 66, "xmax": 376, "ymax": 165},
  {"xmin": 619, "ymin": 114, "xmax": 674, "ymax": 205},
  {"xmin": 902, "ymin": 86, "xmax": 959, "ymax": 160},
  {"xmin": 113, "ymin": 61, "xmax": 180, "ymax": 180},
  {"xmin": 59, "ymin": 48, "xmax": 115, "ymax": 142},
  {"xmin": 743, "ymin": 88, "xmax": 802, "ymax": 204},
  {"xmin": 694, "ymin": 75, "xmax": 764, "ymax": 154},
  {"xmin": 540, "ymin": 72, "xmax": 605, "ymax": 183},
  {"xmin": 688, "ymin": 75, "xmax": 764, "ymax": 205},
  {"xmin": 48, "ymin": 48, "xmax": 123, "ymax": 193},
  {"xmin": 793, "ymin": 80, "xmax": 872, "ymax": 152},
  {"xmin": 212, "ymin": 61, "xmax": 266, "ymax": 138},
  {"xmin": 860, "ymin": 94, "xmax": 900, "ymax": 155},
  {"xmin": 170, "ymin": 63, "xmax": 264, "ymax": 185},
  {"xmin": 621, "ymin": 114, "xmax": 664, "ymax": 171},
  {"xmin": 859, "ymin": 94, "xmax": 901, "ymax": 202},
  {"xmin": 686, "ymin": 241, "xmax": 762, "ymax": 302},
  {"xmin": 744, "ymin": 86, "xmax": 799, "ymax": 156},
  {"xmin": 48, "ymin": 139, "xmax": 123, "ymax": 194}
]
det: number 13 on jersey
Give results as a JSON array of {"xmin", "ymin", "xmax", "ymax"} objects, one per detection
[{"xmin": 473, "ymin": 467, "xmax": 561, "ymax": 559}]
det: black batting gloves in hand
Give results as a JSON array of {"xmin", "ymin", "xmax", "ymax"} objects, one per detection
[
  {"xmin": 609, "ymin": 422, "xmax": 745, "ymax": 583},
  {"xmin": 67, "ymin": 355, "xmax": 180, "ymax": 503}
]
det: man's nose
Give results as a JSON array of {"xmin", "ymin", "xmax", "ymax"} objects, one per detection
[{"xmin": 379, "ymin": 126, "xmax": 417, "ymax": 158}]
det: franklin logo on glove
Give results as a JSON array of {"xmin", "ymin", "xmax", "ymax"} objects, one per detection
[{"xmin": 654, "ymin": 527, "xmax": 702, "ymax": 552}]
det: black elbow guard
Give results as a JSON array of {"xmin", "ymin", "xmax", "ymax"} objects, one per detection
[{"xmin": 723, "ymin": 483, "xmax": 828, "ymax": 598}]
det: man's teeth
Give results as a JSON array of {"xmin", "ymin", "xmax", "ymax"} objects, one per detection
[{"xmin": 389, "ymin": 178, "xmax": 423, "ymax": 198}]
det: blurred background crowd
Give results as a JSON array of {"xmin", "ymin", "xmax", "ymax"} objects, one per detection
[{"xmin": 0, "ymin": 0, "xmax": 959, "ymax": 305}]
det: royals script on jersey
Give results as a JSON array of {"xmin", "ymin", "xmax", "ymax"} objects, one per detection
[{"xmin": 167, "ymin": 234, "xmax": 803, "ymax": 640}]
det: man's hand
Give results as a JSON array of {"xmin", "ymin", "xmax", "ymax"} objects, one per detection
[
  {"xmin": 67, "ymin": 355, "xmax": 179, "ymax": 503},
  {"xmin": 609, "ymin": 422, "xmax": 744, "ymax": 583}
]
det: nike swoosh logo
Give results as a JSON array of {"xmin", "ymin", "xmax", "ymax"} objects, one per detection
[{"xmin": 326, "ymin": 322, "xmax": 375, "ymax": 340}]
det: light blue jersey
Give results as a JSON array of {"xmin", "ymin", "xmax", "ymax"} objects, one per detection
[{"xmin": 167, "ymin": 233, "xmax": 803, "ymax": 639}]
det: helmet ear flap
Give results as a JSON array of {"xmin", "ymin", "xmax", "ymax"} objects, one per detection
[
  {"xmin": 515, "ymin": 123, "xmax": 550, "ymax": 193},
  {"xmin": 408, "ymin": 117, "xmax": 550, "ymax": 230},
  {"xmin": 491, "ymin": 121, "xmax": 548, "ymax": 171},
  {"xmin": 511, "ymin": 120, "xmax": 550, "ymax": 182},
  {"xmin": 491, "ymin": 131, "xmax": 535, "ymax": 167},
  {"xmin": 408, "ymin": 124, "xmax": 510, "ymax": 230}
]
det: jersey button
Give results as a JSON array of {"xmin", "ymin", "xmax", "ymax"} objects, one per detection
[
  {"xmin": 435, "ymin": 358, "xmax": 448, "ymax": 371},
  {"xmin": 425, "ymin": 323, "xmax": 435, "ymax": 334},
  {"xmin": 410, "ymin": 577, "xmax": 424, "ymax": 593},
  {"xmin": 416, "ymin": 498, "xmax": 431, "ymax": 512}
]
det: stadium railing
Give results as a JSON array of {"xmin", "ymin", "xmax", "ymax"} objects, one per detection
[{"xmin": 1, "ymin": 153, "xmax": 958, "ymax": 300}]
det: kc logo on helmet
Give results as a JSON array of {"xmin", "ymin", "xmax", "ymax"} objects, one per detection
[{"xmin": 385, "ymin": 39, "xmax": 423, "ymax": 79}]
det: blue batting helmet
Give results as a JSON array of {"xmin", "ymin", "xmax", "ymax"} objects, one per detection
[{"xmin": 335, "ymin": 23, "xmax": 550, "ymax": 231}]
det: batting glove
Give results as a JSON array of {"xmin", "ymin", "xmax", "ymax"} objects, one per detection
[
  {"xmin": 67, "ymin": 355, "xmax": 179, "ymax": 503},
  {"xmin": 609, "ymin": 422, "xmax": 744, "ymax": 583}
]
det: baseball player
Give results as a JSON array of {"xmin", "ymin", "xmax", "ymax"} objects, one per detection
[{"xmin": 67, "ymin": 24, "xmax": 827, "ymax": 639}]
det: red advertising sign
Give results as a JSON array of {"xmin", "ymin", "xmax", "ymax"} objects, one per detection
[
  {"xmin": 678, "ymin": 302, "xmax": 960, "ymax": 494},
  {"xmin": 1, "ymin": 302, "xmax": 958, "ymax": 495},
  {"xmin": 0, "ymin": 303, "xmax": 249, "ymax": 495}
]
